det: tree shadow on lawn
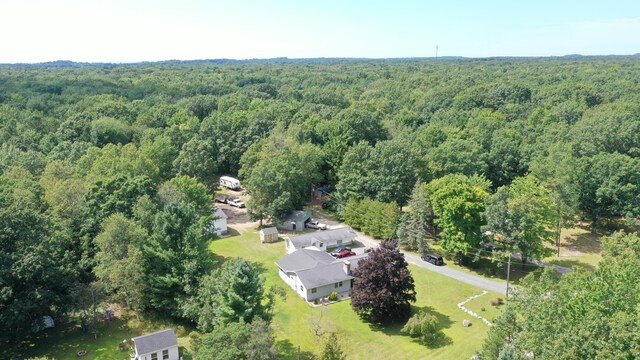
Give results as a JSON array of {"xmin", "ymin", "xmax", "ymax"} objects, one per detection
[
  {"xmin": 365, "ymin": 305, "xmax": 453, "ymax": 349},
  {"xmin": 547, "ymin": 258, "xmax": 595, "ymax": 272},
  {"xmin": 276, "ymin": 339, "xmax": 318, "ymax": 360},
  {"xmin": 568, "ymin": 232, "xmax": 602, "ymax": 254}
]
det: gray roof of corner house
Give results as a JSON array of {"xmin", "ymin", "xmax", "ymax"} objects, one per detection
[
  {"xmin": 260, "ymin": 227, "xmax": 278, "ymax": 235},
  {"xmin": 288, "ymin": 227, "xmax": 356, "ymax": 249},
  {"xmin": 297, "ymin": 262, "xmax": 354, "ymax": 288},
  {"xmin": 275, "ymin": 248, "xmax": 335, "ymax": 272},
  {"xmin": 132, "ymin": 329, "xmax": 177, "ymax": 354}
]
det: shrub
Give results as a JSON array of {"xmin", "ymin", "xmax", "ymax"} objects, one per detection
[
  {"xmin": 491, "ymin": 298, "xmax": 505, "ymax": 307},
  {"xmin": 328, "ymin": 292, "xmax": 338, "ymax": 301},
  {"xmin": 401, "ymin": 311, "xmax": 444, "ymax": 346}
]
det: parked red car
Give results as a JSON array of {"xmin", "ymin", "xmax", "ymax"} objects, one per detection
[{"xmin": 335, "ymin": 249, "xmax": 355, "ymax": 258}]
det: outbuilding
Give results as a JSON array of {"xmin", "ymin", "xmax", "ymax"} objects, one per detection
[
  {"xmin": 277, "ymin": 210, "xmax": 312, "ymax": 232},
  {"xmin": 260, "ymin": 227, "xmax": 279, "ymax": 243},
  {"xmin": 207, "ymin": 207, "xmax": 228, "ymax": 236}
]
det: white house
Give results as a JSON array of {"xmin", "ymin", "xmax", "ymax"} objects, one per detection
[
  {"xmin": 130, "ymin": 329, "xmax": 179, "ymax": 360},
  {"xmin": 275, "ymin": 249, "xmax": 369, "ymax": 302},
  {"xmin": 285, "ymin": 227, "xmax": 357, "ymax": 254},
  {"xmin": 260, "ymin": 227, "xmax": 279, "ymax": 243},
  {"xmin": 277, "ymin": 210, "xmax": 312, "ymax": 232},
  {"xmin": 207, "ymin": 207, "xmax": 228, "ymax": 236}
]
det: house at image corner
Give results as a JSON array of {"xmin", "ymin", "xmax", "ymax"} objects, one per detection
[
  {"xmin": 130, "ymin": 328, "xmax": 179, "ymax": 360},
  {"xmin": 276, "ymin": 248, "xmax": 369, "ymax": 302}
]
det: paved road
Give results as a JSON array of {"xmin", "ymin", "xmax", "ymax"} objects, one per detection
[
  {"xmin": 402, "ymin": 252, "xmax": 507, "ymax": 295},
  {"xmin": 325, "ymin": 222, "xmax": 509, "ymax": 295}
]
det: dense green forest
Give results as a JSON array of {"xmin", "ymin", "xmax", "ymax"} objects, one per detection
[{"xmin": 1, "ymin": 57, "xmax": 640, "ymax": 357}]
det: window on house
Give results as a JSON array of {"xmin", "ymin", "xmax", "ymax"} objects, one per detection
[
  {"xmin": 339, "ymin": 281, "xmax": 343, "ymax": 287},
  {"xmin": 311, "ymin": 288, "xmax": 317, "ymax": 294},
  {"xmin": 334, "ymin": 283, "xmax": 338, "ymax": 288},
  {"xmin": 151, "ymin": 353, "xmax": 158, "ymax": 360},
  {"xmin": 338, "ymin": 240, "xmax": 342, "ymax": 245},
  {"xmin": 300, "ymin": 285, "xmax": 304, "ymax": 291},
  {"xmin": 162, "ymin": 349, "xmax": 169, "ymax": 360}
]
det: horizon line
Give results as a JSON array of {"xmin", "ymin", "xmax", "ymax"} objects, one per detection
[{"xmin": 2, "ymin": 53, "xmax": 640, "ymax": 66}]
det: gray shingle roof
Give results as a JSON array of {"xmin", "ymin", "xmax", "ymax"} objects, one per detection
[
  {"xmin": 276, "ymin": 249, "xmax": 335, "ymax": 272},
  {"xmin": 288, "ymin": 227, "xmax": 356, "ymax": 249},
  {"xmin": 214, "ymin": 207, "xmax": 227, "ymax": 219},
  {"xmin": 297, "ymin": 262, "xmax": 354, "ymax": 288},
  {"xmin": 285, "ymin": 210, "xmax": 312, "ymax": 223},
  {"xmin": 133, "ymin": 329, "xmax": 177, "ymax": 355}
]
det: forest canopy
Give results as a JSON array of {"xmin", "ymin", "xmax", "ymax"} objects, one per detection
[{"xmin": 1, "ymin": 56, "xmax": 640, "ymax": 354}]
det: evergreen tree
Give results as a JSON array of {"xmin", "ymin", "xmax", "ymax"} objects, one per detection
[
  {"xmin": 142, "ymin": 200, "xmax": 213, "ymax": 317},
  {"xmin": 320, "ymin": 332, "xmax": 347, "ymax": 360}
]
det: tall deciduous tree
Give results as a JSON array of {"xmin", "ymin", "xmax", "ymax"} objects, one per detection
[
  {"xmin": 0, "ymin": 176, "xmax": 76, "ymax": 355},
  {"xmin": 173, "ymin": 137, "xmax": 219, "ymax": 183},
  {"xmin": 428, "ymin": 174, "xmax": 491, "ymax": 255},
  {"xmin": 350, "ymin": 239, "xmax": 416, "ymax": 324},
  {"xmin": 241, "ymin": 135, "xmax": 322, "ymax": 225},
  {"xmin": 484, "ymin": 176, "xmax": 558, "ymax": 265},
  {"xmin": 94, "ymin": 213, "xmax": 148, "ymax": 311},
  {"xmin": 574, "ymin": 152, "xmax": 640, "ymax": 233},
  {"xmin": 529, "ymin": 143, "xmax": 579, "ymax": 254}
]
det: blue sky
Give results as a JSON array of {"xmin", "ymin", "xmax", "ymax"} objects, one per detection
[{"xmin": 1, "ymin": 0, "xmax": 639, "ymax": 62}]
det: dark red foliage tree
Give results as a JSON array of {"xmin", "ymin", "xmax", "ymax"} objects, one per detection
[{"xmin": 349, "ymin": 239, "xmax": 416, "ymax": 324}]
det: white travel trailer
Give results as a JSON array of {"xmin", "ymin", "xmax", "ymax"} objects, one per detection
[{"xmin": 219, "ymin": 176, "xmax": 241, "ymax": 190}]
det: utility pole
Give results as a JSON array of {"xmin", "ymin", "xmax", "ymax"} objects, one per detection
[
  {"xmin": 505, "ymin": 254, "xmax": 512, "ymax": 299},
  {"xmin": 436, "ymin": 45, "xmax": 438, "ymax": 59},
  {"xmin": 297, "ymin": 345, "xmax": 301, "ymax": 360}
]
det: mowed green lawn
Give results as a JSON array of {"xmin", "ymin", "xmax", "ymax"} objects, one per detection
[
  {"xmin": 23, "ymin": 314, "xmax": 194, "ymax": 360},
  {"xmin": 212, "ymin": 227, "xmax": 501, "ymax": 359}
]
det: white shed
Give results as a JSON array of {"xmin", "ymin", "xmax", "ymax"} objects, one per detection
[{"xmin": 260, "ymin": 227, "xmax": 279, "ymax": 243}]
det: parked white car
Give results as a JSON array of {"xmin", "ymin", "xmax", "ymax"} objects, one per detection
[
  {"xmin": 305, "ymin": 219, "xmax": 327, "ymax": 230},
  {"xmin": 227, "ymin": 199, "xmax": 245, "ymax": 208}
]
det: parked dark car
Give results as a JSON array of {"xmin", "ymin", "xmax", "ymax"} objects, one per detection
[
  {"xmin": 214, "ymin": 194, "xmax": 228, "ymax": 203},
  {"xmin": 330, "ymin": 247, "xmax": 351, "ymax": 257},
  {"xmin": 421, "ymin": 253, "xmax": 444, "ymax": 266},
  {"xmin": 335, "ymin": 249, "xmax": 355, "ymax": 258},
  {"xmin": 483, "ymin": 242, "xmax": 504, "ymax": 252}
]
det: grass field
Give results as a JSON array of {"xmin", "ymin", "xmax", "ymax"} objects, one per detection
[
  {"xmin": 463, "ymin": 294, "xmax": 505, "ymax": 323},
  {"xmin": 24, "ymin": 314, "xmax": 194, "ymax": 360},
  {"xmin": 542, "ymin": 225, "xmax": 603, "ymax": 271},
  {"xmin": 211, "ymin": 227, "xmax": 501, "ymax": 359}
]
